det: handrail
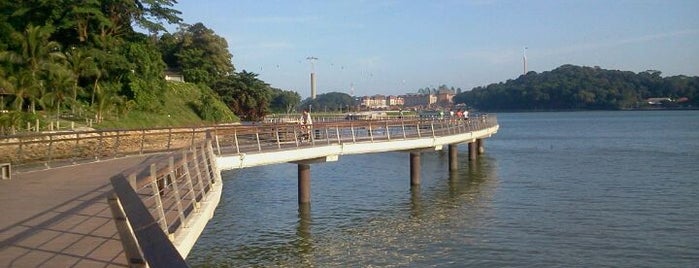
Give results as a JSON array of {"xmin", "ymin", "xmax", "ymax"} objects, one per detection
[
  {"xmin": 211, "ymin": 115, "xmax": 498, "ymax": 156},
  {"xmin": 2, "ymin": 115, "xmax": 497, "ymax": 266},
  {"xmin": 108, "ymin": 140, "xmax": 221, "ymax": 267},
  {"xmin": 0, "ymin": 115, "xmax": 497, "ymax": 171},
  {"xmin": 0, "ymin": 127, "xmax": 212, "ymax": 170}
]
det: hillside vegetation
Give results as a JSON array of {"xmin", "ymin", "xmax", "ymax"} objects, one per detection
[
  {"xmin": 0, "ymin": 1, "xmax": 300, "ymax": 135},
  {"xmin": 96, "ymin": 82, "xmax": 237, "ymax": 129},
  {"xmin": 454, "ymin": 65, "xmax": 699, "ymax": 111}
]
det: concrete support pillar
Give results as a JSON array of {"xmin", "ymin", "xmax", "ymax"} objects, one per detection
[
  {"xmin": 298, "ymin": 164, "xmax": 311, "ymax": 204},
  {"xmin": 477, "ymin": 139, "xmax": 485, "ymax": 154},
  {"xmin": 410, "ymin": 152, "xmax": 421, "ymax": 186},
  {"xmin": 448, "ymin": 144, "xmax": 458, "ymax": 171},
  {"xmin": 468, "ymin": 142, "xmax": 477, "ymax": 161}
]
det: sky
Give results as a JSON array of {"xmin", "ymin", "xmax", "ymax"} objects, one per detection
[{"xmin": 171, "ymin": 0, "xmax": 699, "ymax": 98}]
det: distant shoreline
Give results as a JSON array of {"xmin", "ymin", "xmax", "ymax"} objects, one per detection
[{"xmin": 477, "ymin": 107, "xmax": 698, "ymax": 113}]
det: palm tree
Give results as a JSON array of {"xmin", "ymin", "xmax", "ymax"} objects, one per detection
[
  {"xmin": 93, "ymin": 81, "xmax": 126, "ymax": 123},
  {"xmin": 0, "ymin": 25, "xmax": 64, "ymax": 114},
  {"xmin": 65, "ymin": 47, "xmax": 98, "ymax": 114},
  {"xmin": 42, "ymin": 67, "xmax": 75, "ymax": 120}
]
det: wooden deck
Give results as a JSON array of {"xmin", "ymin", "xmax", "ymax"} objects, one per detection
[{"xmin": 0, "ymin": 155, "xmax": 163, "ymax": 267}]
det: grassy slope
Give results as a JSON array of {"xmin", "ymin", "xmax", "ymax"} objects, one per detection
[{"xmin": 96, "ymin": 82, "xmax": 238, "ymax": 129}]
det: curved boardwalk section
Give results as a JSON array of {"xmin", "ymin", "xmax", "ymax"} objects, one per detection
[{"xmin": 0, "ymin": 115, "xmax": 498, "ymax": 267}]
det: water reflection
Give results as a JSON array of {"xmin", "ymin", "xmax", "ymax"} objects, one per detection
[
  {"xmin": 295, "ymin": 203, "xmax": 314, "ymax": 266},
  {"xmin": 410, "ymin": 187, "xmax": 422, "ymax": 218},
  {"xmin": 189, "ymin": 151, "xmax": 501, "ymax": 267}
]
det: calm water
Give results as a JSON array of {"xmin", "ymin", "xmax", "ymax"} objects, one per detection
[{"xmin": 188, "ymin": 111, "xmax": 699, "ymax": 267}]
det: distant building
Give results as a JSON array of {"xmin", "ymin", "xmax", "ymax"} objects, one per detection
[
  {"xmin": 646, "ymin": 97, "xmax": 672, "ymax": 105},
  {"xmin": 436, "ymin": 89, "xmax": 455, "ymax": 107},
  {"xmin": 402, "ymin": 94, "xmax": 437, "ymax": 109},
  {"xmin": 164, "ymin": 69, "xmax": 185, "ymax": 82},
  {"xmin": 387, "ymin": 95, "xmax": 404, "ymax": 106},
  {"xmin": 361, "ymin": 95, "xmax": 388, "ymax": 109}
]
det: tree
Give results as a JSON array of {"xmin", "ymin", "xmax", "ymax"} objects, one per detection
[
  {"xmin": 64, "ymin": 47, "xmax": 99, "ymax": 113},
  {"xmin": 300, "ymin": 92, "xmax": 355, "ymax": 112},
  {"xmin": 41, "ymin": 67, "xmax": 75, "ymax": 119},
  {"xmin": 269, "ymin": 88, "xmax": 301, "ymax": 113},
  {"xmin": 122, "ymin": 41, "xmax": 167, "ymax": 112},
  {"xmin": 0, "ymin": 24, "xmax": 66, "ymax": 113},
  {"xmin": 160, "ymin": 23, "xmax": 234, "ymax": 86},
  {"xmin": 453, "ymin": 64, "xmax": 699, "ymax": 111},
  {"xmin": 213, "ymin": 71, "xmax": 270, "ymax": 121}
]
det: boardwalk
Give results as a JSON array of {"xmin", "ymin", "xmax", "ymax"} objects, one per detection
[
  {"xmin": 0, "ymin": 116, "xmax": 499, "ymax": 267},
  {"xmin": 0, "ymin": 155, "xmax": 163, "ymax": 267}
]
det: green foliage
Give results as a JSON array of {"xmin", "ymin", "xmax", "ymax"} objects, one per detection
[
  {"xmin": 454, "ymin": 65, "xmax": 699, "ymax": 111},
  {"xmin": 300, "ymin": 92, "xmax": 355, "ymax": 112},
  {"xmin": 159, "ymin": 23, "xmax": 234, "ymax": 86},
  {"xmin": 269, "ymin": 88, "xmax": 301, "ymax": 113},
  {"xmin": 213, "ymin": 71, "xmax": 270, "ymax": 121},
  {"xmin": 96, "ymin": 82, "xmax": 237, "ymax": 129},
  {"xmin": 123, "ymin": 42, "xmax": 166, "ymax": 112},
  {"xmin": 0, "ymin": 111, "xmax": 41, "ymax": 133},
  {"xmin": 196, "ymin": 90, "xmax": 237, "ymax": 123},
  {"xmin": 0, "ymin": 1, "xmax": 301, "ymax": 131}
]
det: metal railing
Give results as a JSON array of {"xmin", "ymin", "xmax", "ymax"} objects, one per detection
[
  {"xmin": 0, "ymin": 115, "xmax": 497, "ymax": 267},
  {"xmin": 0, "ymin": 115, "xmax": 497, "ymax": 170},
  {"xmin": 0, "ymin": 115, "xmax": 497, "ymax": 173},
  {"xmin": 108, "ymin": 140, "xmax": 221, "ymax": 267},
  {"xmin": 211, "ymin": 115, "xmax": 498, "ymax": 155},
  {"xmin": 0, "ymin": 127, "xmax": 211, "ymax": 170}
]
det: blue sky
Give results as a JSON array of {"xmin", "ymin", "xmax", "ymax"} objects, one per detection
[{"xmin": 172, "ymin": 0, "xmax": 699, "ymax": 98}]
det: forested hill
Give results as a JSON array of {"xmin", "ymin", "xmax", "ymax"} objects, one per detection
[{"xmin": 453, "ymin": 64, "xmax": 699, "ymax": 111}]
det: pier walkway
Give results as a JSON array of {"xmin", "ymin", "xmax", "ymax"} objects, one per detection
[
  {"xmin": 0, "ymin": 155, "xmax": 164, "ymax": 267},
  {"xmin": 0, "ymin": 115, "xmax": 498, "ymax": 267}
]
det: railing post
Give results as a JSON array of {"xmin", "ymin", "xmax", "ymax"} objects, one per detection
[
  {"xmin": 416, "ymin": 122, "xmax": 422, "ymax": 138},
  {"xmin": 16, "ymin": 136, "xmax": 25, "ymax": 165},
  {"xmin": 46, "ymin": 134, "xmax": 53, "ymax": 168},
  {"xmin": 206, "ymin": 140, "xmax": 222, "ymax": 184},
  {"xmin": 149, "ymin": 164, "xmax": 170, "ymax": 238},
  {"xmin": 385, "ymin": 121, "xmax": 391, "ymax": 141},
  {"xmin": 213, "ymin": 129, "xmax": 222, "ymax": 155},
  {"xmin": 368, "ymin": 122, "xmax": 374, "ymax": 142},
  {"xmin": 255, "ymin": 132, "xmax": 262, "ymax": 152},
  {"xmin": 351, "ymin": 124, "xmax": 356, "ymax": 143},
  {"xmin": 275, "ymin": 127, "xmax": 282, "ymax": 149},
  {"xmin": 200, "ymin": 143, "xmax": 214, "ymax": 185},
  {"xmin": 140, "ymin": 129, "xmax": 146, "ymax": 154},
  {"xmin": 107, "ymin": 193, "xmax": 147, "ymax": 268},
  {"xmin": 167, "ymin": 128, "xmax": 173, "ymax": 150},
  {"xmin": 325, "ymin": 128, "xmax": 331, "ymax": 145},
  {"xmin": 190, "ymin": 128, "xmax": 197, "ymax": 149},
  {"xmin": 114, "ymin": 131, "xmax": 121, "ymax": 158},
  {"xmin": 182, "ymin": 150, "xmax": 200, "ymax": 211},
  {"xmin": 190, "ymin": 145, "xmax": 207, "ymax": 200},
  {"xmin": 335, "ymin": 126, "xmax": 341, "ymax": 143},
  {"xmin": 430, "ymin": 121, "xmax": 436, "ymax": 138},
  {"xmin": 71, "ymin": 132, "xmax": 80, "ymax": 164},
  {"xmin": 96, "ymin": 131, "xmax": 104, "ymax": 160},
  {"xmin": 293, "ymin": 127, "xmax": 300, "ymax": 147},
  {"xmin": 402, "ymin": 120, "xmax": 407, "ymax": 139},
  {"xmin": 234, "ymin": 129, "xmax": 240, "ymax": 154},
  {"xmin": 168, "ymin": 157, "xmax": 187, "ymax": 228}
]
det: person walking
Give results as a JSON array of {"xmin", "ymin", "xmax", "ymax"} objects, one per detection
[{"xmin": 300, "ymin": 109, "xmax": 313, "ymax": 141}]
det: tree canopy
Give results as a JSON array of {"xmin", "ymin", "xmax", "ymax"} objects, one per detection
[
  {"xmin": 0, "ymin": 0, "xmax": 302, "ymax": 132},
  {"xmin": 454, "ymin": 64, "xmax": 699, "ymax": 111},
  {"xmin": 300, "ymin": 92, "xmax": 355, "ymax": 113}
]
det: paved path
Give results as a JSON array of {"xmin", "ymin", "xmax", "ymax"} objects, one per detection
[{"xmin": 0, "ymin": 155, "xmax": 163, "ymax": 267}]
